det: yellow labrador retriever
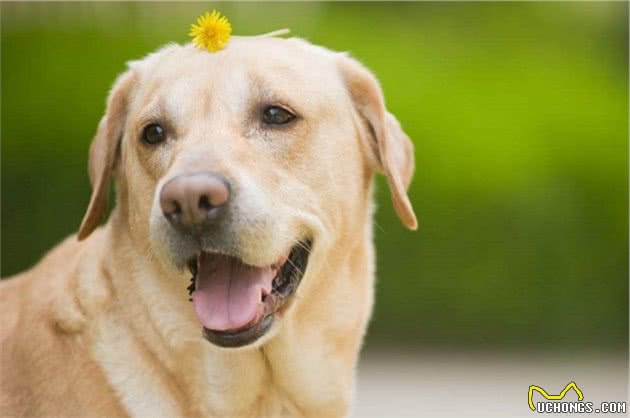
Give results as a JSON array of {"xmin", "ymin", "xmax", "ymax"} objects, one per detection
[{"xmin": 0, "ymin": 36, "xmax": 416, "ymax": 418}]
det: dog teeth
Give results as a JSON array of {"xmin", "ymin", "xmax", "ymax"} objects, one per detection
[
  {"xmin": 272, "ymin": 274, "xmax": 287, "ymax": 291},
  {"xmin": 186, "ymin": 255, "xmax": 200, "ymax": 301},
  {"xmin": 187, "ymin": 275, "xmax": 195, "ymax": 301}
]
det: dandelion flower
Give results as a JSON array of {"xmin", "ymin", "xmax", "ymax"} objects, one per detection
[{"xmin": 189, "ymin": 11, "xmax": 232, "ymax": 52}]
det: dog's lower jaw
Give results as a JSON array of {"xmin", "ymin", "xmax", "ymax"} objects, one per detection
[{"xmin": 93, "ymin": 227, "xmax": 370, "ymax": 418}]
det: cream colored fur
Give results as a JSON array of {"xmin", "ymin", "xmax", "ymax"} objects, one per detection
[{"xmin": 0, "ymin": 37, "xmax": 416, "ymax": 418}]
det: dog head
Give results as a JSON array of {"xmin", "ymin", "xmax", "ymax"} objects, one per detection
[{"xmin": 77, "ymin": 36, "xmax": 416, "ymax": 348}]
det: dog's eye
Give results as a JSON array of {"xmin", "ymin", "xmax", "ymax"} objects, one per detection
[
  {"xmin": 142, "ymin": 124, "xmax": 166, "ymax": 145},
  {"xmin": 262, "ymin": 106, "xmax": 296, "ymax": 125}
]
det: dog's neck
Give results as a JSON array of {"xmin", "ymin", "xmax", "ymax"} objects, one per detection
[{"xmin": 80, "ymin": 209, "xmax": 375, "ymax": 418}]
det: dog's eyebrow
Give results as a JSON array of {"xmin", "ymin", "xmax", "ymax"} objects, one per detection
[
  {"xmin": 139, "ymin": 77, "xmax": 199, "ymax": 127},
  {"xmin": 134, "ymin": 98, "xmax": 182, "ymax": 138},
  {"xmin": 135, "ymin": 98, "xmax": 163, "ymax": 128},
  {"xmin": 247, "ymin": 72, "xmax": 303, "ymax": 115}
]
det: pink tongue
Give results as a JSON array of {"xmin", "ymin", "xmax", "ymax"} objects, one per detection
[{"xmin": 191, "ymin": 253, "xmax": 276, "ymax": 331}]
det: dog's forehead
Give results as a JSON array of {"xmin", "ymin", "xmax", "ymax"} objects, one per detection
[
  {"xmin": 133, "ymin": 37, "xmax": 342, "ymax": 92},
  {"xmin": 127, "ymin": 37, "xmax": 349, "ymax": 122}
]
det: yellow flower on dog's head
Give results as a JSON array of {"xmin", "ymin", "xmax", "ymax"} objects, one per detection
[{"xmin": 189, "ymin": 10, "xmax": 232, "ymax": 52}]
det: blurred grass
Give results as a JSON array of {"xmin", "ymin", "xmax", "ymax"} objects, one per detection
[{"xmin": 1, "ymin": 2, "xmax": 627, "ymax": 350}]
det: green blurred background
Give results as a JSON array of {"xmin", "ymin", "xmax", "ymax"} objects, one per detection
[{"xmin": 2, "ymin": 2, "xmax": 627, "ymax": 351}]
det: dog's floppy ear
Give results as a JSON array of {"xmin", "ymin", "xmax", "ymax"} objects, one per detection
[
  {"xmin": 338, "ymin": 56, "xmax": 418, "ymax": 230},
  {"xmin": 78, "ymin": 70, "xmax": 137, "ymax": 240}
]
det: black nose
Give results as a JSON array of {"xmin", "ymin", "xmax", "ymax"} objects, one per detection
[{"xmin": 160, "ymin": 172, "xmax": 230, "ymax": 228}]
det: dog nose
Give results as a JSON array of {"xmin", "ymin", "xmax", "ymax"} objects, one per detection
[{"xmin": 160, "ymin": 173, "xmax": 230, "ymax": 227}]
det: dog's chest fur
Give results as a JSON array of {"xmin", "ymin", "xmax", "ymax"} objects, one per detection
[{"xmin": 91, "ymin": 297, "xmax": 352, "ymax": 418}]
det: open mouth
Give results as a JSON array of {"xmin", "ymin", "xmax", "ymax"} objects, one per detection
[{"xmin": 186, "ymin": 240, "xmax": 311, "ymax": 348}]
